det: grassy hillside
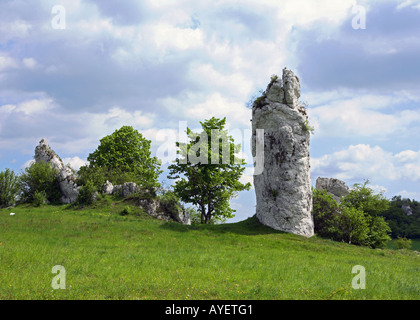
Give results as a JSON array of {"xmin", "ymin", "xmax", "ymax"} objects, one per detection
[{"xmin": 0, "ymin": 198, "xmax": 419, "ymax": 300}]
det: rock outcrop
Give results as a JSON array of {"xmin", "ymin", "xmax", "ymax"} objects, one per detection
[
  {"xmin": 101, "ymin": 180, "xmax": 191, "ymax": 225},
  {"xmin": 252, "ymin": 68, "xmax": 314, "ymax": 237},
  {"xmin": 102, "ymin": 181, "xmax": 141, "ymax": 198},
  {"xmin": 143, "ymin": 198, "xmax": 191, "ymax": 225},
  {"xmin": 33, "ymin": 139, "xmax": 190, "ymax": 224},
  {"xmin": 34, "ymin": 138, "xmax": 80, "ymax": 203},
  {"xmin": 315, "ymin": 177, "xmax": 350, "ymax": 204},
  {"xmin": 402, "ymin": 205, "xmax": 413, "ymax": 216}
]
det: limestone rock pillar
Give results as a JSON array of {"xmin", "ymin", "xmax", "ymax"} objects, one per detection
[{"xmin": 252, "ymin": 68, "xmax": 314, "ymax": 237}]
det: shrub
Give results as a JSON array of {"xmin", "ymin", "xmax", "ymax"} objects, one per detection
[
  {"xmin": 0, "ymin": 168, "xmax": 20, "ymax": 207},
  {"xmin": 312, "ymin": 189, "xmax": 340, "ymax": 239},
  {"xmin": 341, "ymin": 180, "xmax": 389, "ymax": 216},
  {"xmin": 338, "ymin": 206, "xmax": 369, "ymax": 245},
  {"xmin": 159, "ymin": 189, "xmax": 181, "ymax": 210},
  {"xmin": 33, "ymin": 190, "xmax": 47, "ymax": 207},
  {"xmin": 365, "ymin": 216, "xmax": 391, "ymax": 249},
  {"xmin": 19, "ymin": 161, "xmax": 61, "ymax": 204},
  {"xmin": 120, "ymin": 206, "xmax": 131, "ymax": 216},
  {"xmin": 395, "ymin": 237, "xmax": 412, "ymax": 250},
  {"xmin": 302, "ymin": 119, "xmax": 315, "ymax": 134},
  {"xmin": 188, "ymin": 207, "xmax": 202, "ymax": 225},
  {"xmin": 313, "ymin": 182, "xmax": 392, "ymax": 249},
  {"xmin": 76, "ymin": 179, "xmax": 97, "ymax": 206}
]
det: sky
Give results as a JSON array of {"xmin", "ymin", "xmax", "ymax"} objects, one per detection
[{"xmin": 1, "ymin": 0, "xmax": 419, "ymax": 222}]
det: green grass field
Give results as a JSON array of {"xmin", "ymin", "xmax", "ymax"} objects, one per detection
[{"xmin": 1, "ymin": 198, "xmax": 419, "ymax": 300}]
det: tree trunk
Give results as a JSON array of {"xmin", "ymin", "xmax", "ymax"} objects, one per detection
[{"xmin": 200, "ymin": 204, "xmax": 206, "ymax": 224}]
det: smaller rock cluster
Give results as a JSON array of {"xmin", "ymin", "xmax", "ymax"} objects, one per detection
[
  {"xmin": 33, "ymin": 138, "xmax": 190, "ymax": 225},
  {"xmin": 401, "ymin": 205, "xmax": 413, "ymax": 216},
  {"xmin": 315, "ymin": 177, "xmax": 350, "ymax": 204},
  {"xmin": 101, "ymin": 180, "xmax": 191, "ymax": 225},
  {"xmin": 102, "ymin": 180, "xmax": 141, "ymax": 198}
]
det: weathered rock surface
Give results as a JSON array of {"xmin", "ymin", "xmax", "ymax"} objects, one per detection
[
  {"xmin": 33, "ymin": 139, "xmax": 190, "ymax": 225},
  {"xmin": 34, "ymin": 138, "xmax": 80, "ymax": 203},
  {"xmin": 402, "ymin": 205, "xmax": 413, "ymax": 216},
  {"xmin": 102, "ymin": 180, "xmax": 114, "ymax": 195},
  {"xmin": 101, "ymin": 181, "xmax": 141, "ymax": 198},
  {"xmin": 252, "ymin": 68, "xmax": 314, "ymax": 237},
  {"xmin": 100, "ymin": 181, "xmax": 191, "ymax": 225},
  {"xmin": 315, "ymin": 177, "xmax": 350, "ymax": 204},
  {"xmin": 143, "ymin": 198, "xmax": 191, "ymax": 225}
]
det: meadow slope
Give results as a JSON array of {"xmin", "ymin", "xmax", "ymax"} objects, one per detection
[{"xmin": 0, "ymin": 201, "xmax": 419, "ymax": 300}]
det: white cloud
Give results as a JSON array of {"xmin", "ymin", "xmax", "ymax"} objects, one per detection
[
  {"xmin": 240, "ymin": 172, "xmax": 254, "ymax": 187},
  {"xmin": 186, "ymin": 93, "xmax": 252, "ymax": 127},
  {"xmin": 22, "ymin": 58, "xmax": 39, "ymax": 69},
  {"xmin": 152, "ymin": 24, "xmax": 204, "ymax": 51},
  {"xmin": 397, "ymin": 190, "xmax": 420, "ymax": 200},
  {"xmin": 397, "ymin": 0, "xmax": 420, "ymax": 10},
  {"xmin": 0, "ymin": 54, "xmax": 19, "ymax": 71},
  {"xmin": 307, "ymin": 93, "xmax": 420, "ymax": 138},
  {"xmin": 0, "ymin": 20, "xmax": 31, "ymax": 42},
  {"xmin": 0, "ymin": 98, "xmax": 55, "ymax": 116},
  {"xmin": 17, "ymin": 99, "xmax": 55, "ymax": 115},
  {"xmin": 368, "ymin": 184, "xmax": 388, "ymax": 194},
  {"xmin": 311, "ymin": 144, "xmax": 420, "ymax": 182},
  {"xmin": 187, "ymin": 63, "xmax": 253, "ymax": 99},
  {"xmin": 62, "ymin": 156, "xmax": 87, "ymax": 171},
  {"xmin": 81, "ymin": 107, "xmax": 156, "ymax": 139},
  {"xmin": 21, "ymin": 159, "xmax": 34, "ymax": 169},
  {"xmin": 276, "ymin": 0, "xmax": 357, "ymax": 26}
]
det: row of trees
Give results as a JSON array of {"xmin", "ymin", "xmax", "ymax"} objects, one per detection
[
  {"xmin": 0, "ymin": 162, "xmax": 61, "ymax": 207},
  {"xmin": 381, "ymin": 196, "xmax": 420, "ymax": 239},
  {"xmin": 1, "ymin": 117, "xmax": 418, "ymax": 246},
  {"xmin": 0, "ymin": 118, "xmax": 251, "ymax": 225}
]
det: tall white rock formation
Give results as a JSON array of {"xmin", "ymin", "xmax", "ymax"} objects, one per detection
[
  {"xmin": 34, "ymin": 138, "xmax": 80, "ymax": 203},
  {"xmin": 252, "ymin": 68, "xmax": 314, "ymax": 237}
]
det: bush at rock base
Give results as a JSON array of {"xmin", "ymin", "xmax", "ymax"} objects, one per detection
[{"xmin": 313, "ymin": 184, "xmax": 391, "ymax": 248}]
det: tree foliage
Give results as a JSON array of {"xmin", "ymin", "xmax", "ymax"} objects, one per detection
[
  {"xmin": 19, "ymin": 161, "xmax": 61, "ymax": 204},
  {"xmin": 79, "ymin": 126, "xmax": 162, "ymax": 191},
  {"xmin": 313, "ymin": 181, "xmax": 391, "ymax": 248},
  {"xmin": 380, "ymin": 196, "xmax": 420, "ymax": 239},
  {"xmin": 0, "ymin": 168, "xmax": 20, "ymax": 207},
  {"xmin": 341, "ymin": 180, "xmax": 389, "ymax": 216},
  {"xmin": 168, "ymin": 117, "xmax": 251, "ymax": 224}
]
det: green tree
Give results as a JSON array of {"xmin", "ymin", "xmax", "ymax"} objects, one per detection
[
  {"xmin": 341, "ymin": 180, "xmax": 389, "ymax": 216},
  {"xmin": 80, "ymin": 126, "xmax": 162, "ymax": 191},
  {"xmin": 19, "ymin": 161, "xmax": 60, "ymax": 204},
  {"xmin": 313, "ymin": 181, "xmax": 392, "ymax": 248},
  {"xmin": 168, "ymin": 117, "xmax": 251, "ymax": 224},
  {"xmin": 341, "ymin": 180, "xmax": 391, "ymax": 248},
  {"xmin": 0, "ymin": 168, "xmax": 20, "ymax": 207},
  {"xmin": 338, "ymin": 206, "xmax": 369, "ymax": 245},
  {"xmin": 380, "ymin": 197, "xmax": 420, "ymax": 239},
  {"xmin": 312, "ymin": 189, "xmax": 340, "ymax": 239},
  {"xmin": 366, "ymin": 215, "xmax": 391, "ymax": 248}
]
